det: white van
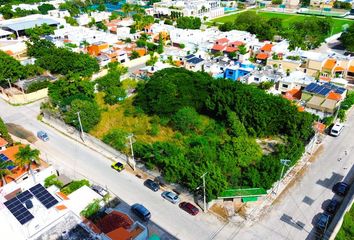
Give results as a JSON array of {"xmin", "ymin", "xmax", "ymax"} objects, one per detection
[{"xmin": 330, "ymin": 123, "xmax": 344, "ymax": 137}]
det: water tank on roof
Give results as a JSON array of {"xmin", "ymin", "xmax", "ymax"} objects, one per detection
[{"xmin": 25, "ymin": 200, "xmax": 33, "ymax": 209}]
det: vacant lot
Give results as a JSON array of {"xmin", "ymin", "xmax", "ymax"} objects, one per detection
[{"xmin": 212, "ymin": 10, "xmax": 354, "ymax": 35}]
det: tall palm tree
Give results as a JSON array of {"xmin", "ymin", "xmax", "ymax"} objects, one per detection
[
  {"xmin": 15, "ymin": 145, "xmax": 40, "ymax": 181},
  {"xmin": 0, "ymin": 161, "xmax": 14, "ymax": 186},
  {"xmin": 121, "ymin": 3, "xmax": 131, "ymax": 17}
]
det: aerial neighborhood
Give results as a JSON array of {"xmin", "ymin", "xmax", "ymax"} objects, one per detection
[{"xmin": 0, "ymin": 0, "xmax": 354, "ymax": 240}]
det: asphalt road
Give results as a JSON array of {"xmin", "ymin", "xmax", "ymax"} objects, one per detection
[
  {"xmin": 0, "ymin": 99, "xmax": 233, "ymax": 240},
  {"xmin": 1, "ymin": 98, "xmax": 353, "ymax": 240}
]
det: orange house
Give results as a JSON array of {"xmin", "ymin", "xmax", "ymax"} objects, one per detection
[{"xmin": 87, "ymin": 41, "xmax": 109, "ymax": 56}]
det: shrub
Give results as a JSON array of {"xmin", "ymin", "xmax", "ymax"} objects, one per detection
[
  {"xmin": 103, "ymin": 129, "xmax": 128, "ymax": 151},
  {"xmin": 44, "ymin": 174, "xmax": 64, "ymax": 188},
  {"xmin": 26, "ymin": 80, "xmax": 50, "ymax": 93},
  {"xmin": 61, "ymin": 179, "xmax": 90, "ymax": 195},
  {"xmin": 80, "ymin": 199, "xmax": 101, "ymax": 218}
]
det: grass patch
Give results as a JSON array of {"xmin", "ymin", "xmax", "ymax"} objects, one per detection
[
  {"xmin": 90, "ymin": 93, "xmax": 176, "ymax": 150},
  {"xmin": 211, "ymin": 10, "xmax": 354, "ymax": 35}
]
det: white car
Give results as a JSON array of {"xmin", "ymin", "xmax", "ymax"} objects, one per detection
[
  {"xmin": 161, "ymin": 191, "xmax": 180, "ymax": 204},
  {"xmin": 330, "ymin": 123, "xmax": 344, "ymax": 137}
]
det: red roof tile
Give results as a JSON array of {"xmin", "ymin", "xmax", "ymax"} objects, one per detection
[
  {"xmin": 229, "ymin": 41, "xmax": 244, "ymax": 46},
  {"xmin": 256, "ymin": 53, "xmax": 268, "ymax": 60},
  {"xmin": 260, "ymin": 43, "xmax": 273, "ymax": 52},
  {"xmin": 215, "ymin": 38, "xmax": 229, "ymax": 44},
  {"xmin": 334, "ymin": 66, "xmax": 344, "ymax": 72},
  {"xmin": 224, "ymin": 47, "xmax": 238, "ymax": 53},
  {"xmin": 349, "ymin": 65, "xmax": 354, "ymax": 72},
  {"xmin": 323, "ymin": 59, "xmax": 336, "ymax": 71},
  {"xmin": 212, "ymin": 44, "xmax": 225, "ymax": 51}
]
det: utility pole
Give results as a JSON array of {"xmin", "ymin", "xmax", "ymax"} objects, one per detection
[
  {"xmin": 76, "ymin": 112, "xmax": 84, "ymax": 142},
  {"xmin": 127, "ymin": 134, "xmax": 136, "ymax": 171},
  {"xmin": 274, "ymin": 159, "xmax": 290, "ymax": 194},
  {"xmin": 201, "ymin": 172, "xmax": 208, "ymax": 213}
]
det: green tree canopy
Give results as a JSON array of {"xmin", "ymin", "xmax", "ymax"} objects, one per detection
[
  {"xmin": 64, "ymin": 99, "xmax": 101, "ymax": 131},
  {"xmin": 340, "ymin": 24, "xmax": 354, "ymax": 52}
]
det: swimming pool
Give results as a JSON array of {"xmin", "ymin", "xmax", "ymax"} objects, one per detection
[{"xmin": 224, "ymin": 7, "xmax": 237, "ymax": 12}]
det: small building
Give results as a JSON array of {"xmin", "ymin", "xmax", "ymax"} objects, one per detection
[
  {"xmin": 87, "ymin": 41, "xmax": 109, "ymax": 56},
  {"xmin": 184, "ymin": 54, "xmax": 204, "ymax": 71}
]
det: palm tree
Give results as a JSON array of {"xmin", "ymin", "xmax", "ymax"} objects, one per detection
[
  {"xmin": 0, "ymin": 161, "xmax": 14, "ymax": 186},
  {"xmin": 15, "ymin": 145, "xmax": 40, "ymax": 181},
  {"xmin": 121, "ymin": 3, "xmax": 131, "ymax": 17}
]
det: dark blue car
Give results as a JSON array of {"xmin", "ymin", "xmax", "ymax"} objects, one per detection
[{"xmin": 131, "ymin": 203, "xmax": 151, "ymax": 221}]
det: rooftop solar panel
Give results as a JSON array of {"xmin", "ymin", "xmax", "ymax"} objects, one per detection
[
  {"xmin": 0, "ymin": 154, "xmax": 9, "ymax": 161},
  {"xmin": 30, "ymin": 184, "xmax": 58, "ymax": 209},
  {"xmin": 319, "ymin": 88, "xmax": 331, "ymax": 96},
  {"xmin": 313, "ymin": 86, "xmax": 324, "ymax": 94},
  {"xmin": 335, "ymin": 87, "xmax": 346, "ymax": 94},
  {"xmin": 4, "ymin": 197, "xmax": 34, "ymax": 225},
  {"xmin": 17, "ymin": 190, "xmax": 33, "ymax": 203},
  {"xmin": 304, "ymin": 83, "xmax": 318, "ymax": 92}
]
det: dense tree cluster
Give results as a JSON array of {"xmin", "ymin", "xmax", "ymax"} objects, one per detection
[
  {"xmin": 340, "ymin": 24, "xmax": 354, "ymax": 52},
  {"xmin": 333, "ymin": 1, "xmax": 352, "ymax": 10},
  {"xmin": 219, "ymin": 12, "xmax": 333, "ymax": 49},
  {"xmin": 47, "ymin": 75, "xmax": 101, "ymax": 131},
  {"xmin": 176, "ymin": 16, "xmax": 201, "ymax": 29},
  {"xmin": 27, "ymin": 40, "xmax": 99, "ymax": 77},
  {"xmin": 95, "ymin": 63, "xmax": 126, "ymax": 105},
  {"xmin": 131, "ymin": 68, "xmax": 315, "ymax": 199},
  {"xmin": 0, "ymin": 51, "xmax": 43, "ymax": 86},
  {"xmin": 38, "ymin": 3, "xmax": 55, "ymax": 14},
  {"xmin": 0, "ymin": 4, "xmax": 40, "ymax": 19}
]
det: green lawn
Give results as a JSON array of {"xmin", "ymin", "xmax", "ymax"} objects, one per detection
[{"xmin": 211, "ymin": 10, "xmax": 354, "ymax": 35}]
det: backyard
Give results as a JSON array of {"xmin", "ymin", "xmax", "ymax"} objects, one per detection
[{"xmin": 211, "ymin": 10, "xmax": 354, "ymax": 35}]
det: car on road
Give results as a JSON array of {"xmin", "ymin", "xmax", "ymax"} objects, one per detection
[
  {"xmin": 333, "ymin": 182, "xmax": 349, "ymax": 196},
  {"xmin": 161, "ymin": 191, "xmax": 180, "ymax": 204},
  {"xmin": 325, "ymin": 199, "xmax": 340, "ymax": 215},
  {"xmin": 37, "ymin": 131, "xmax": 49, "ymax": 141},
  {"xmin": 179, "ymin": 202, "xmax": 199, "ymax": 216},
  {"xmin": 330, "ymin": 123, "xmax": 344, "ymax": 137},
  {"xmin": 316, "ymin": 213, "xmax": 330, "ymax": 231},
  {"xmin": 131, "ymin": 203, "xmax": 151, "ymax": 221},
  {"xmin": 144, "ymin": 179, "xmax": 160, "ymax": 192},
  {"xmin": 111, "ymin": 162, "xmax": 124, "ymax": 172}
]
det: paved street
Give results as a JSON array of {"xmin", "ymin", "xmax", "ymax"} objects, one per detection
[
  {"xmin": 1, "ymin": 98, "xmax": 353, "ymax": 240},
  {"xmin": 0, "ymin": 99, "xmax": 234, "ymax": 240}
]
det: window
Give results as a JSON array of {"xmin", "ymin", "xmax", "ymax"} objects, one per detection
[{"xmin": 282, "ymin": 84, "xmax": 288, "ymax": 88}]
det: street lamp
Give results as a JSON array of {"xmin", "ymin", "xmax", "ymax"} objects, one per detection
[
  {"xmin": 196, "ymin": 172, "xmax": 208, "ymax": 213},
  {"xmin": 76, "ymin": 111, "xmax": 85, "ymax": 142}
]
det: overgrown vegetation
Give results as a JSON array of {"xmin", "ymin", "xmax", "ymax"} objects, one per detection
[
  {"xmin": 61, "ymin": 179, "xmax": 90, "ymax": 195},
  {"xmin": 27, "ymin": 39, "xmax": 99, "ymax": 77},
  {"xmin": 130, "ymin": 68, "xmax": 315, "ymax": 199},
  {"xmin": 340, "ymin": 24, "xmax": 354, "ymax": 52},
  {"xmin": 44, "ymin": 174, "xmax": 64, "ymax": 188},
  {"xmin": 81, "ymin": 199, "xmax": 101, "ymax": 218},
  {"xmin": 26, "ymin": 80, "xmax": 50, "ymax": 93},
  {"xmin": 0, "ymin": 117, "xmax": 13, "ymax": 146},
  {"xmin": 176, "ymin": 16, "xmax": 201, "ymax": 29},
  {"xmin": 336, "ymin": 204, "xmax": 354, "ymax": 240},
  {"xmin": 338, "ymin": 91, "xmax": 354, "ymax": 122}
]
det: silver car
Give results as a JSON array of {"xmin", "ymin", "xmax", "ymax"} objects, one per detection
[{"xmin": 161, "ymin": 191, "xmax": 180, "ymax": 204}]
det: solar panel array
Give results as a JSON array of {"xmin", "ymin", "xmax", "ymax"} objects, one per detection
[
  {"xmin": 0, "ymin": 153, "xmax": 15, "ymax": 170},
  {"xmin": 304, "ymin": 82, "xmax": 346, "ymax": 97},
  {"xmin": 30, "ymin": 184, "xmax": 58, "ymax": 209},
  {"xmin": 4, "ymin": 197, "xmax": 34, "ymax": 225}
]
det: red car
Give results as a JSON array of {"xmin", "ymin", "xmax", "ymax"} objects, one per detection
[{"xmin": 179, "ymin": 202, "xmax": 199, "ymax": 216}]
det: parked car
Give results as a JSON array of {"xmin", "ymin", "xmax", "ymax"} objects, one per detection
[
  {"xmin": 111, "ymin": 162, "xmax": 124, "ymax": 172},
  {"xmin": 37, "ymin": 131, "xmax": 49, "ymax": 141},
  {"xmin": 179, "ymin": 202, "xmax": 199, "ymax": 216},
  {"xmin": 316, "ymin": 213, "xmax": 330, "ymax": 231},
  {"xmin": 91, "ymin": 185, "xmax": 108, "ymax": 197},
  {"xmin": 131, "ymin": 203, "xmax": 151, "ymax": 221},
  {"xmin": 330, "ymin": 123, "xmax": 344, "ymax": 137},
  {"xmin": 144, "ymin": 179, "xmax": 160, "ymax": 192},
  {"xmin": 161, "ymin": 191, "xmax": 180, "ymax": 204},
  {"xmin": 326, "ymin": 199, "xmax": 339, "ymax": 215},
  {"xmin": 333, "ymin": 182, "xmax": 349, "ymax": 196}
]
